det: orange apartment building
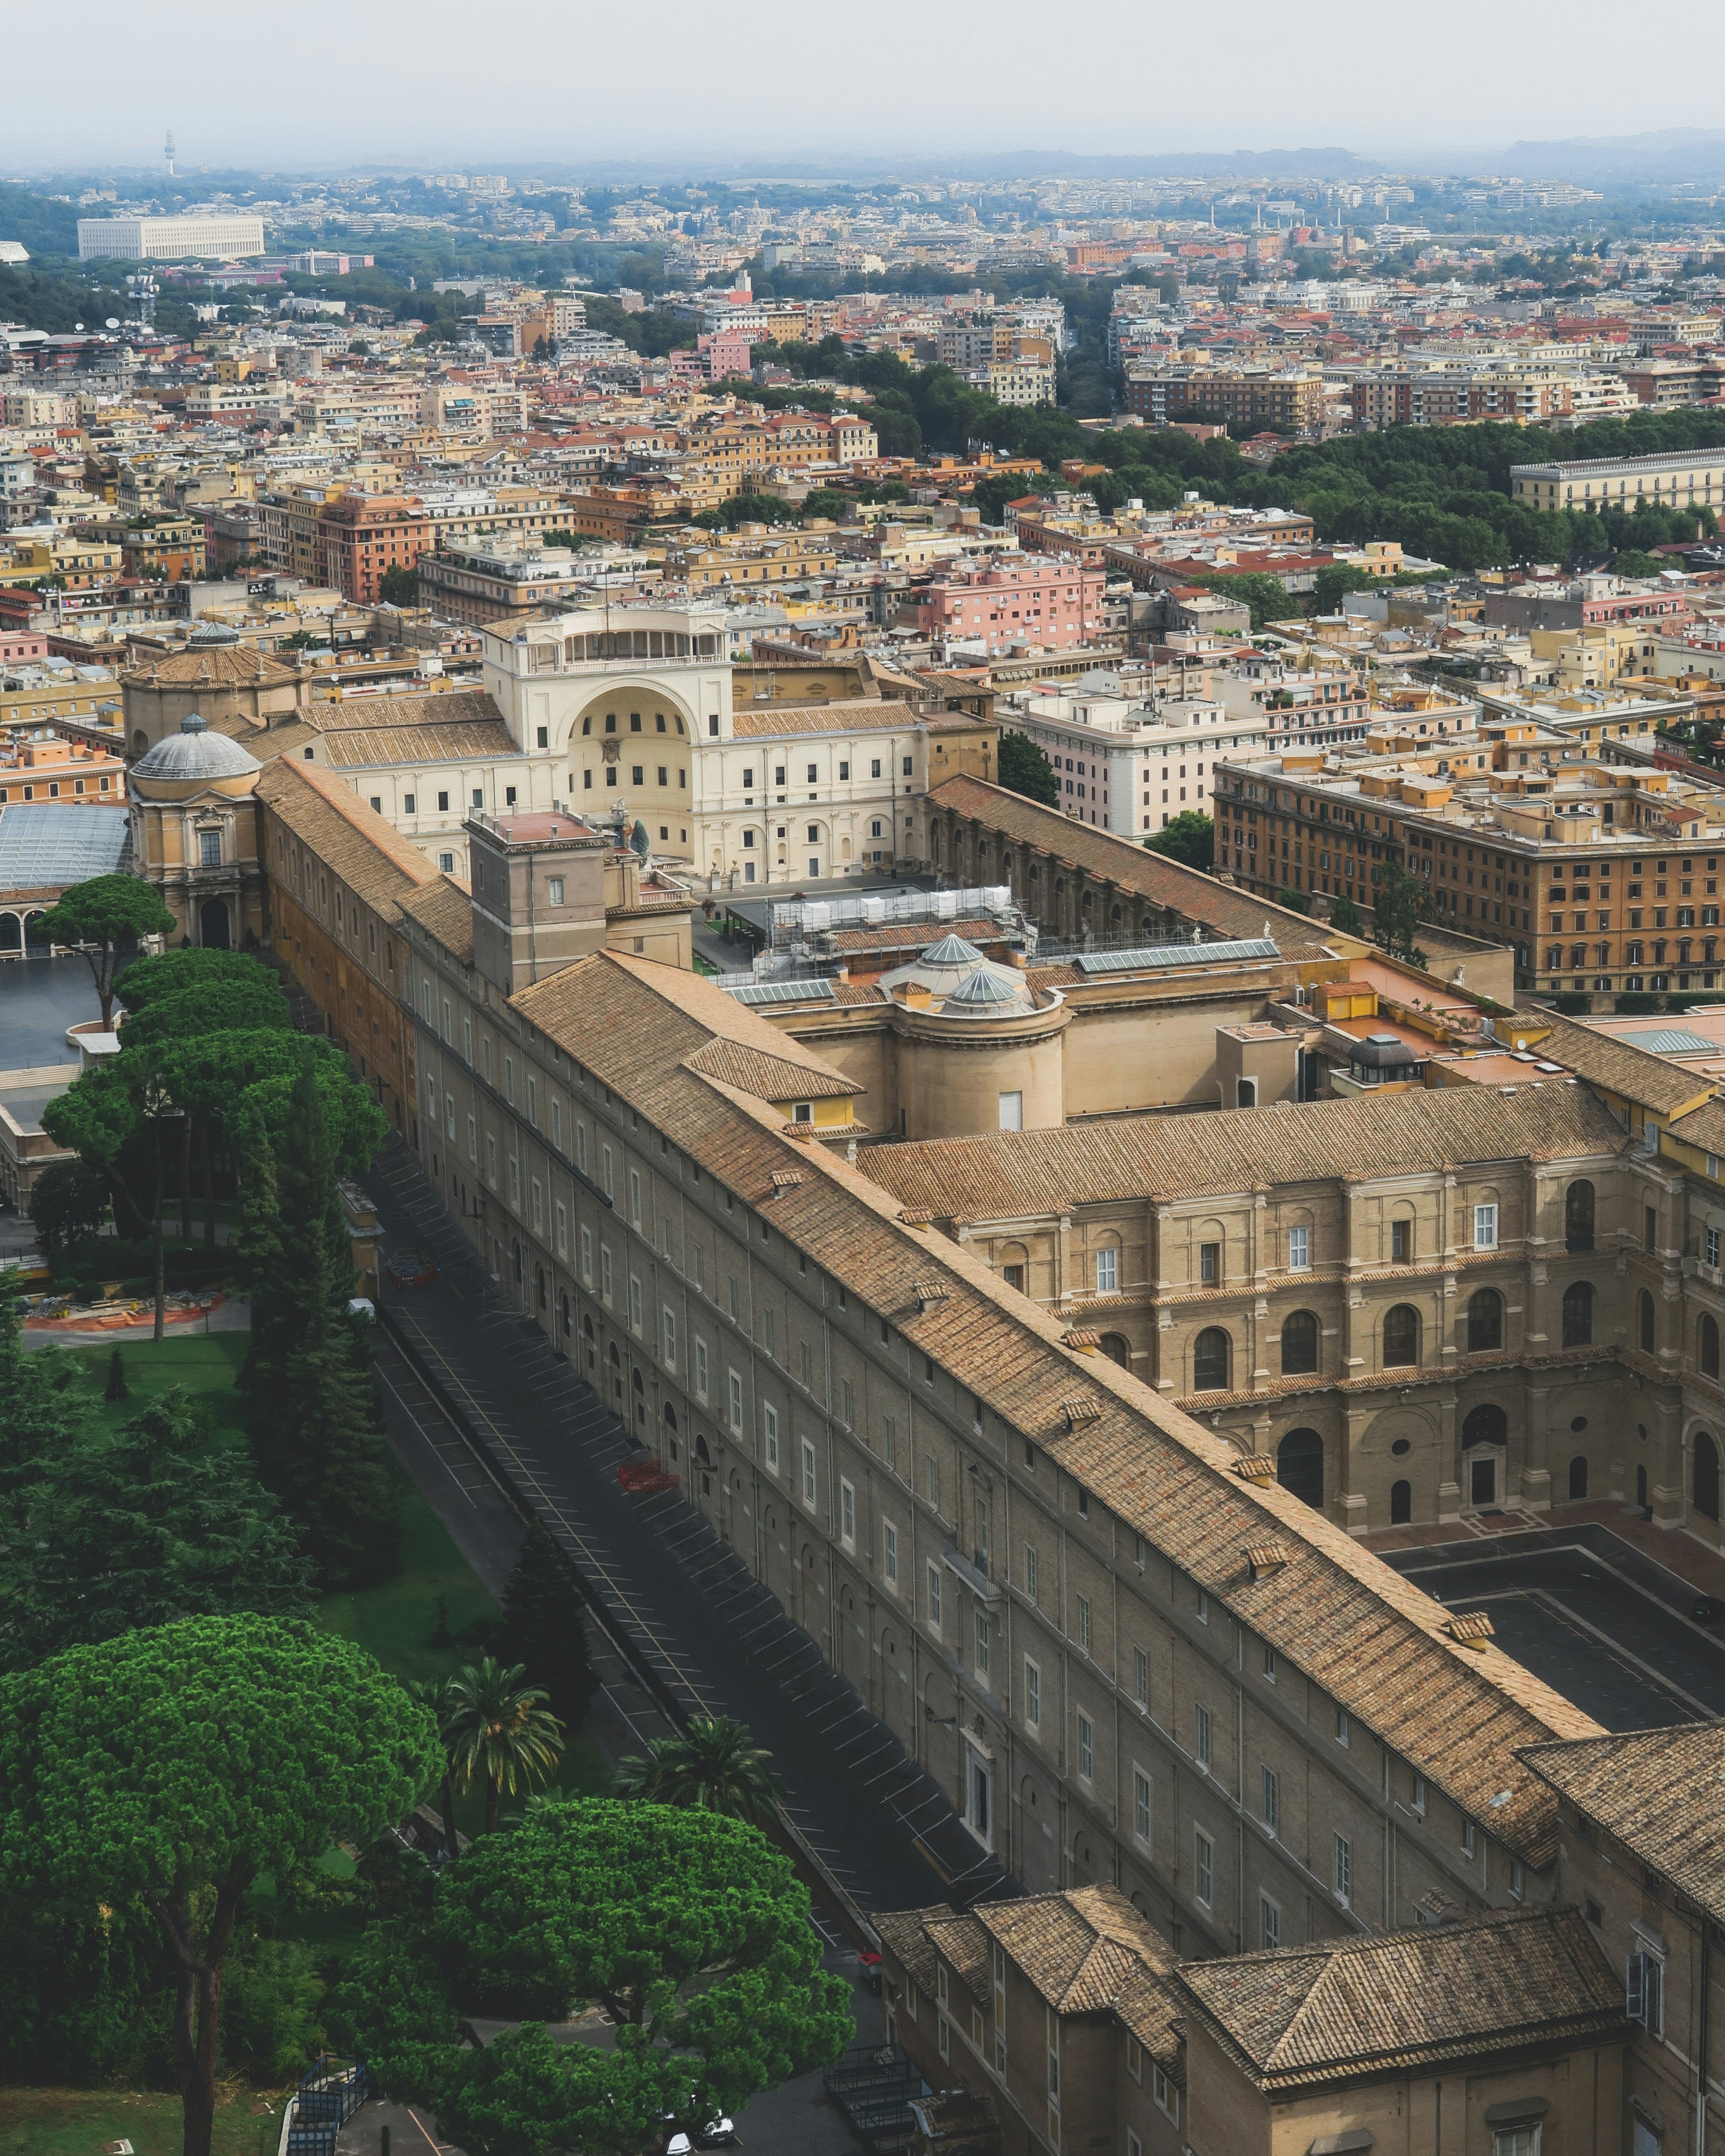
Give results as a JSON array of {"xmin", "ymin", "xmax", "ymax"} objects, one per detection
[
  {"xmin": 315, "ymin": 494, "xmax": 436, "ymax": 605},
  {"xmin": 0, "ymin": 732, "xmax": 125, "ymax": 806}
]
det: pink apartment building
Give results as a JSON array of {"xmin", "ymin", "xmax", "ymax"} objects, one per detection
[{"xmin": 918, "ymin": 555, "xmax": 1107, "ymax": 654}]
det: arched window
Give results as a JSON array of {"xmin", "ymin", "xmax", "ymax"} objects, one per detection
[
  {"xmin": 1467, "ymin": 1288, "xmax": 1502, "ymax": 1353},
  {"xmin": 1383, "ymin": 1304, "xmax": 1421, "ymax": 1368},
  {"xmin": 1100, "ymin": 1333, "xmax": 1130, "ymax": 1369},
  {"xmin": 1703, "ymin": 1312, "xmax": 1720, "ymax": 1380},
  {"xmin": 1192, "ymin": 1327, "xmax": 1230, "ymax": 1392},
  {"xmin": 1562, "ymin": 1280, "xmax": 1594, "ymax": 1348},
  {"xmin": 1277, "ymin": 1428, "xmax": 1323, "ymax": 1508},
  {"xmin": 1390, "ymin": 1479, "xmax": 1412, "ymax": 1525},
  {"xmin": 581, "ymin": 715, "xmax": 592, "ymax": 734},
  {"xmin": 1639, "ymin": 1289, "xmax": 1656, "ymax": 1355},
  {"xmin": 1564, "ymin": 1179, "xmax": 1595, "ymax": 1252},
  {"xmin": 1280, "ymin": 1310, "xmax": 1319, "ymax": 1376},
  {"xmin": 1696, "ymin": 1432, "xmax": 1721, "ymax": 1523},
  {"xmin": 1568, "ymin": 1454, "xmax": 1589, "ymax": 1500},
  {"xmin": 1463, "ymin": 1402, "xmax": 1507, "ymax": 1450}
]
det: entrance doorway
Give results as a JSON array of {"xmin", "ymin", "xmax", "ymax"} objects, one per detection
[
  {"xmin": 199, "ymin": 898, "xmax": 231, "ymax": 950},
  {"xmin": 1469, "ymin": 1454, "xmax": 1497, "ymax": 1507}
]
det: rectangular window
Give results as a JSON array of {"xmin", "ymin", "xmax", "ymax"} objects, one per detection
[
  {"xmin": 467, "ymin": 1115, "xmax": 477, "ymax": 1164},
  {"xmin": 1024, "ymin": 1543, "xmax": 1038, "ymax": 1603},
  {"xmin": 629, "ymin": 1169, "xmax": 641, "ymax": 1229},
  {"xmin": 1152, "ymin": 2064, "xmax": 1176, "ymax": 2121},
  {"xmin": 628, "ymin": 1275, "xmax": 642, "ymax": 1334},
  {"xmin": 802, "ymin": 1438, "xmax": 818, "ymax": 1510},
  {"xmin": 1473, "ymin": 1202, "xmax": 1499, "ymax": 1250},
  {"xmin": 580, "ymin": 1225, "xmax": 593, "ymax": 1285},
  {"xmin": 1196, "ymin": 1704, "xmax": 1211, "ymax": 1771},
  {"xmin": 1392, "ymin": 1216, "xmax": 1412, "ymax": 1262},
  {"xmin": 884, "ymin": 1520, "xmax": 898, "ymax": 1586},
  {"xmin": 602, "ymin": 1145, "xmax": 614, "ymax": 1200},
  {"xmin": 1261, "ymin": 1897, "xmax": 1280, "ymax": 1950},
  {"xmin": 1334, "ymin": 1832, "xmax": 1353, "ymax": 1904},
  {"xmin": 1199, "ymin": 1240, "xmax": 1220, "ymax": 1284},
  {"xmin": 555, "ymin": 1202, "xmax": 567, "ymax": 1257},
  {"xmin": 1133, "ymin": 1645, "xmax": 1149, "ymax": 1710},
  {"xmin": 1194, "ymin": 1830, "xmax": 1213, "ymax": 1908},
  {"xmin": 1024, "ymin": 1656, "xmax": 1041, "ymax": 1729},
  {"xmin": 600, "ymin": 1246, "xmax": 613, "ymax": 1303},
  {"xmin": 1710, "ymin": 1226, "xmax": 1722, "ymax": 1270},
  {"xmin": 551, "ymin": 1097, "xmax": 562, "ymax": 1150},
  {"xmin": 1133, "ymin": 1768, "xmax": 1151, "ymax": 1842},
  {"xmin": 927, "ymin": 1564, "xmax": 942, "ymax": 1633},
  {"xmin": 694, "ymin": 1338, "xmax": 708, "ymax": 1400},
  {"xmin": 1077, "ymin": 1713, "xmax": 1093, "ymax": 1780},
  {"xmin": 926, "ymin": 1453, "xmax": 940, "ymax": 1512},
  {"xmin": 1336, "ymin": 1706, "xmax": 1350, "ymax": 1746},
  {"xmin": 531, "ymin": 1179, "xmax": 543, "ymax": 1233},
  {"xmin": 998, "ymin": 1089, "xmax": 1023, "ymax": 1131},
  {"xmin": 1094, "ymin": 1248, "xmax": 1118, "ymax": 1294},
  {"xmin": 975, "ymin": 1604, "xmax": 990, "ymax": 1678},
  {"xmin": 576, "ymin": 1122, "xmax": 588, "ymax": 1174},
  {"xmin": 840, "ymin": 1377, "xmax": 853, "ymax": 1425},
  {"xmin": 1287, "ymin": 1224, "xmax": 1310, "ymax": 1270},
  {"xmin": 728, "ymin": 1370, "xmax": 743, "ymax": 1436},
  {"xmin": 1075, "ymin": 1594, "xmax": 1091, "ymax": 1655},
  {"xmin": 662, "ymin": 1307, "xmax": 677, "ymax": 1368},
  {"xmin": 1262, "ymin": 1766, "xmax": 1279, "ymax": 1834},
  {"xmin": 763, "ymin": 1400, "xmax": 779, "ymax": 1467},
  {"xmin": 1628, "ymin": 1949, "xmax": 1664, "ymax": 2035},
  {"xmin": 526, "ymin": 1076, "xmax": 537, "ymax": 1128},
  {"xmin": 799, "ymin": 1339, "xmax": 812, "ymax": 1389}
]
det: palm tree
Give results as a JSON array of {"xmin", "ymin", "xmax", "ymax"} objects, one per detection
[
  {"xmin": 408, "ymin": 1675, "xmax": 463, "ymax": 1860},
  {"xmin": 443, "ymin": 1657, "xmax": 565, "ymax": 1833},
  {"xmin": 613, "ymin": 1715, "xmax": 785, "ymax": 1827}
]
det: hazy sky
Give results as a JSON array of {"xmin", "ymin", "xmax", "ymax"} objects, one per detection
[{"xmin": 12, "ymin": 0, "xmax": 1725, "ymax": 174}]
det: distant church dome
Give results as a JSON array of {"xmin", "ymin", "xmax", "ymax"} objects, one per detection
[{"xmin": 131, "ymin": 712, "xmax": 261, "ymax": 782}]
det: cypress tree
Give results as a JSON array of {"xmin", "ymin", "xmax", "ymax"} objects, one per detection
[
  {"xmin": 243, "ymin": 1054, "xmax": 399, "ymax": 1587},
  {"xmin": 493, "ymin": 1514, "xmax": 599, "ymax": 1735},
  {"xmin": 104, "ymin": 1347, "xmax": 128, "ymax": 1402}
]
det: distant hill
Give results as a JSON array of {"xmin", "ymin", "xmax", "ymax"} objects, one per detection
[
  {"xmin": 1500, "ymin": 127, "xmax": 1725, "ymax": 185},
  {"xmin": 0, "ymin": 182, "xmax": 81, "ymax": 258}
]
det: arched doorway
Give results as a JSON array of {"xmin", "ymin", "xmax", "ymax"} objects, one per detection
[
  {"xmin": 0, "ymin": 915, "xmax": 18, "ymax": 953},
  {"xmin": 1100, "ymin": 1333, "xmax": 1129, "ymax": 1368},
  {"xmin": 1565, "ymin": 1179, "xmax": 1595, "ymax": 1251},
  {"xmin": 199, "ymin": 897, "xmax": 231, "ymax": 950},
  {"xmin": 1277, "ymin": 1428, "xmax": 1324, "ymax": 1509},
  {"xmin": 1695, "ymin": 1432, "xmax": 1721, "ymax": 1523},
  {"xmin": 1462, "ymin": 1402, "xmax": 1508, "ymax": 1509},
  {"xmin": 1390, "ymin": 1480, "xmax": 1412, "ymax": 1525},
  {"xmin": 1568, "ymin": 1455, "xmax": 1588, "ymax": 1500}
]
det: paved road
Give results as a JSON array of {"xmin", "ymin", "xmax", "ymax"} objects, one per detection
[
  {"xmin": 1383, "ymin": 1529, "xmax": 1725, "ymax": 1729},
  {"xmin": 365, "ymin": 1134, "xmax": 1002, "ymax": 1923}
]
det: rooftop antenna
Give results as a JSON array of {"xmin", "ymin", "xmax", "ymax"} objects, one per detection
[{"xmin": 164, "ymin": 130, "xmax": 176, "ymax": 179}]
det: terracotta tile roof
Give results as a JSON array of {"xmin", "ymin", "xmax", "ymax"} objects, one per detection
[
  {"xmin": 859, "ymin": 1082, "xmax": 1626, "ymax": 1223},
  {"xmin": 925, "ymin": 1913, "xmax": 993, "ymax": 1999},
  {"xmin": 304, "ymin": 689, "xmax": 504, "ymax": 733},
  {"xmin": 316, "ymin": 719, "xmax": 522, "ymax": 768},
  {"xmin": 398, "ymin": 875, "xmax": 475, "ymax": 963},
  {"xmin": 729, "ymin": 697, "xmax": 921, "ymax": 739},
  {"xmin": 1668, "ymin": 1095, "xmax": 1725, "ymax": 1156},
  {"xmin": 507, "ymin": 959, "xmax": 1604, "ymax": 1866},
  {"xmin": 1176, "ymin": 1907, "xmax": 1627, "ymax": 2092},
  {"xmin": 255, "ymin": 758, "xmax": 440, "ymax": 917},
  {"xmin": 874, "ymin": 1904, "xmax": 954, "ymax": 1993},
  {"xmin": 1519, "ymin": 1722, "xmax": 1725, "ymax": 1922},
  {"xmin": 122, "ymin": 645, "xmax": 299, "ymax": 688},
  {"xmin": 511, "ymin": 952, "xmax": 864, "ymax": 1109},
  {"xmin": 925, "ymin": 773, "xmax": 1336, "ymax": 956},
  {"xmin": 1523, "ymin": 1007, "xmax": 1716, "ymax": 1118},
  {"xmin": 975, "ymin": 1885, "xmax": 1179, "ymax": 2015}
]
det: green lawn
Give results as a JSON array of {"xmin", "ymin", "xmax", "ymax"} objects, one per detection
[
  {"xmin": 0, "ymin": 2087, "xmax": 274, "ymax": 2156},
  {"xmin": 69, "ymin": 1332, "xmax": 249, "ymax": 1438}
]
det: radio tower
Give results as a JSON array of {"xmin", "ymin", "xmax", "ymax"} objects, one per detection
[{"xmin": 164, "ymin": 130, "xmax": 176, "ymax": 179}]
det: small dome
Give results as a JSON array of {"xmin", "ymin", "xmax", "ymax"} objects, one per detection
[
  {"xmin": 945, "ymin": 965, "xmax": 1020, "ymax": 1010},
  {"xmin": 131, "ymin": 715, "xmax": 261, "ymax": 782},
  {"xmin": 920, "ymin": 933, "xmax": 985, "ymax": 967},
  {"xmin": 187, "ymin": 620, "xmax": 242, "ymax": 647}
]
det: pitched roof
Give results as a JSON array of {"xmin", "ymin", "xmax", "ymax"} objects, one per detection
[
  {"xmin": 1177, "ymin": 1907, "xmax": 1626, "ymax": 2092},
  {"xmin": 874, "ymin": 1904, "xmax": 954, "ymax": 1993},
  {"xmin": 314, "ymin": 719, "xmax": 522, "ymax": 769},
  {"xmin": 511, "ymin": 951, "xmax": 864, "ymax": 1109},
  {"xmin": 504, "ymin": 959, "xmax": 1601, "ymax": 1866},
  {"xmin": 975, "ymin": 1885, "xmax": 1178, "ymax": 2015},
  {"xmin": 925, "ymin": 1913, "xmax": 993, "ymax": 1999},
  {"xmin": 860, "ymin": 1081, "xmax": 1626, "ymax": 1222},
  {"xmin": 1519, "ymin": 1721, "xmax": 1725, "ymax": 1922},
  {"xmin": 1527, "ymin": 1007, "xmax": 1716, "ymax": 1118},
  {"xmin": 925, "ymin": 773, "xmax": 1336, "ymax": 956},
  {"xmin": 253, "ymin": 758, "xmax": 440, "ymax": 916},
  {"xmin": 729, "ymin": 696, "xmax": 923, "ymax": 740},
  {"xmin": 397, "ymin": 875, "xmax": 476, "ymax": 962},
  {"xmin": 122, "ymin": 644, "xmax": 299, "ymax": 689}
]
